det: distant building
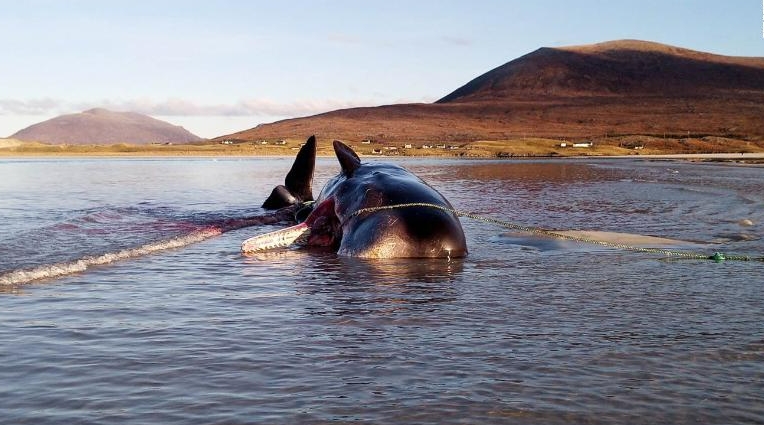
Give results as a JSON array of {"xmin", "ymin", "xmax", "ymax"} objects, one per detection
[{"xmin": 573, "ymin": 141, "xmax": 593, "ymax": 148}]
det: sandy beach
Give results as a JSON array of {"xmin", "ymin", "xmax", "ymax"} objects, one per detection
[{"xmin": 3, "ymin": 137, "xmax": 764, "ymax": 160}]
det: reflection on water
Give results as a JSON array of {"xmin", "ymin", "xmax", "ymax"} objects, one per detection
[
  {"xmin": 301, "ymin": 256, "xmax": 463, "ymax": 317},
  {"xmin": 330, "ymin": 256, "xmax": 464, "ymax": 284},
  {"xmin": 444, "ymin": 160, "xmax": 623, "ymax": 183},
  {"xmin": 245, "ymin": 248, "xmax": 464, "ymax": 284},
  {"xmin": 0, "ymin": 157, "xmax": 763, "ymax": 424}
]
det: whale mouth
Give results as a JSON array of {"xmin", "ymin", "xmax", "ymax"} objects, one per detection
[
  {"xmin": 241, "ymin": 222, "xmax": 311, "ymax": 253},
  {"xmin": 303, "ymin": 198, "xmax": 342, "ymax": 250},
  {"xmin": 241, "ymin": 198, "xmax": 342, "ymax": 254}
]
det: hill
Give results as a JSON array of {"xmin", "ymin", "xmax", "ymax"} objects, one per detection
[
  {"xmin": 216, "ymin": 40, "xmax": 764, "ymax": 144},
  {"xmin": 437, "ymin": 39, "xmax": 764, "ymax": 102},
  {"xmin": 11, "ymin": 108, "xmax": 203, "ymax": 145}
]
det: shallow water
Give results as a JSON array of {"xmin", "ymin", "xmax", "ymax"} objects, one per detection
[{"xmin": 1, "ymin": 157, "xmax": 763, "ymax": 424}]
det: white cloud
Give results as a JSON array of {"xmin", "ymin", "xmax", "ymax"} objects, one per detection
[
  {"xmin": 441, "ymin": 36, "xmax": 473, "ymax": 46},
  {"xmin": 0, "ymin": 98, "xmax": 64, "ymax": 115},
  {"xmin": 0, "ymin": 96, "xmax": 437, "ymax": 138},
  {"xmin": 0, "ymin": 97, "xmax": 391, "ymax": 118}
]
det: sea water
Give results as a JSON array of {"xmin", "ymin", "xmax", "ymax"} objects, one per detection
[{"xmin": 1, "ymin": 157, "xmax": 763, "ymax": 424}]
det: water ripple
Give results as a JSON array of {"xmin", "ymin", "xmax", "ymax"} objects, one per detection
[{"xmin": 1, "ymin": 158, "xmax": 763, "ymax": 424}]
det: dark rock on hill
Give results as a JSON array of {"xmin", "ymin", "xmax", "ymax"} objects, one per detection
[
  {"xmin": 12, "ymin": 108, "xmax": 203, "ymax": 145},
  {"xmin": 217, "ymin": 40, "xmax": 764, "ymax": 143}
]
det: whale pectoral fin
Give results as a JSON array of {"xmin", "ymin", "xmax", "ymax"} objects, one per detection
[
  {"xmin": 333, "ymin": 140, "xmax": 361, "ymax": 176},
  {"xmin": 262, "ymin": 185, "xmax": 297, "ymax": 209},
  {"xmin": 284, "ymin": 135, "xmax": 316, "ymax": 202},
  {"xmin": 262, "ymin": 135, "xmax": 316, "ymax": 210}
]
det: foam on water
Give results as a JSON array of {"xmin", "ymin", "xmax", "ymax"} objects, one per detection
[
  {"xmin": 0, "ymin": 208, "xmax": 294, "ymax": 287},
  {"xmin": 0, "ymin": 227, "xmax": 222, "ymax": 286}
]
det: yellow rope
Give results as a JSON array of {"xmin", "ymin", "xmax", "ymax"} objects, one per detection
[{"xmin": 350, "ymin": 202, "xmax": 762, "ymax": 262}]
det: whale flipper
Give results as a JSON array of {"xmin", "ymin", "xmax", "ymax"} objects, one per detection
[
  {"xmin": 333, "ymin": 140, "xmax": 361, "ymax": 177},
  {"xmin": 262, "ymin": 136, "xmax": 316, "ymax": 209}
]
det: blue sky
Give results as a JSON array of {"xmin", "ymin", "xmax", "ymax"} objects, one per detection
[{"xmin": 1, "ymin": 0, "xmax": 762, "ymax": 138}]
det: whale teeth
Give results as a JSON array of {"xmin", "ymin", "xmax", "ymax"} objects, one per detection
[{"xmin": 241, "ymin": 223, "xmax": 311, "ymax": 253}]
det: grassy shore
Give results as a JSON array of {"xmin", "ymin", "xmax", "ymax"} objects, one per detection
[{"xmin": 2, "ymin": 136, "xmax": 764, "ymax": 159}]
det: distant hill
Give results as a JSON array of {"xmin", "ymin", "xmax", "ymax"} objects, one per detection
[
  {"xmin": 11, "ymin": 108, "xmax": 203, "ymax": 145},
  {"xmin": 217, "ymin": 40, "xmax": 764, "ymax": 143},
  {"xmin": 437, "ymin": 39, "xmax": 764, "ymax": 102}
]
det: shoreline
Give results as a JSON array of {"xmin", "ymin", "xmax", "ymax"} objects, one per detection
[
  {"xmin": 2, "ymin": 137, "xmax": 764, "ymax": 162},
  {"xmin": 2, "ymin": 152, "xmax": 763, "ymax": 163}
]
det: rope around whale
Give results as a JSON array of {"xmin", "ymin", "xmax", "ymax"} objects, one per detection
[{"xmin": 349, "ymin": 202, "xmax": 763, "ymax": 262}]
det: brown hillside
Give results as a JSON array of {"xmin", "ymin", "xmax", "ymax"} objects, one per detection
[
  {"xmin": 438, "ymin": 39, "xmax": 764, "ymax": 101},
  {"xmin": 12, "ymin": 108, "xmax": 203, "ymax": 145},
  {"xmin": 218, "ymin": 40, "xmax": 764, "ymax": 144}
]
